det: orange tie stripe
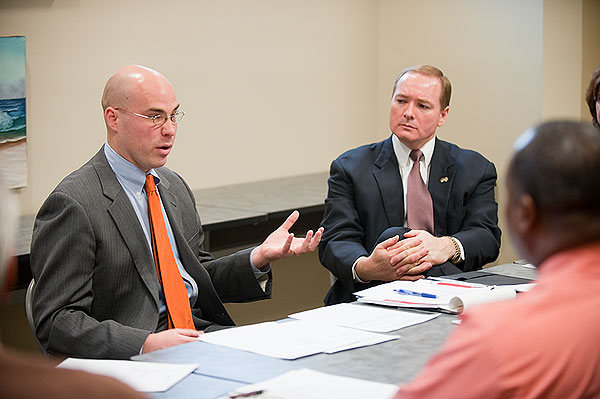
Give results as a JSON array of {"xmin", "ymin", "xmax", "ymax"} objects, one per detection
[{"xmin": 145, "ymin": 174, "xmax": 195, "ymax": 330}]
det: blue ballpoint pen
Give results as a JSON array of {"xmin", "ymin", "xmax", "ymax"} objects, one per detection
[{"xmin": 393, "ymin": 288, "xmax": 437, "ymax": 299}]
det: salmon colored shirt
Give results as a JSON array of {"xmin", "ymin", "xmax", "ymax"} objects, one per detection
[{"xmin": 394, "ymin": 244, "xmax": 600, "ymax": 399}]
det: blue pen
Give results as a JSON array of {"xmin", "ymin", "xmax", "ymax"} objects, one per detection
[{"xmin": 394, "ymin": 288, "xmax": 437, "ymax": 299}]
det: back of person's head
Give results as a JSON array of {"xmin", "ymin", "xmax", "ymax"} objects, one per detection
[
  {"xmin": 392, "ymin": 65, "xmax": 452, "ymax": 109},
  {"xmin": 585, "ymin": 67, "xmax": 600, "ymax": 127},
  {"xmin": 509, "ymin": 120, "xmax": 600, "ymax": 232},
  {"xmin": 0, "ymin": 174, "xmax": 18, "ymax": 296}
]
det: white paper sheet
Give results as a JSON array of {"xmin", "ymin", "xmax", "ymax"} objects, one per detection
[
  {"xmin": 447, "ymin": 286, "xmax": 517, "ymax": 313},
  {"xmin": 198, "ymin": 320, "xmax": 398, "ymax": 359},
  {"xmin": 354, "ymin": 279, "xmax": 517, "ymax": 314},
  {"xmin": 289, "ymin": 303, "xmax": 439, "ymax": 332},
  {"xmin": 224, "ymin": 368, "xmax": 398, "ymax": 399},
  {"xmin": 57, "ymin": 358, "xmax": 198, "ymax": 392}
]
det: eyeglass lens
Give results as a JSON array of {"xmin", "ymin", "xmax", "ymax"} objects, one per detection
[{"xmin": 153, "ymin": 111, "xmax": 185, "ymax": 125}]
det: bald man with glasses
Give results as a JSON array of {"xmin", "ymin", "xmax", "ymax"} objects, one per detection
[{"xmin": 31, "ymin": 65, "xmax": 323, "ymax": 359}]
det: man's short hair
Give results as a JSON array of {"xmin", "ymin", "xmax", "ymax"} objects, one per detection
[
  {"xmin": 585, "ymin": 67, "xmax": 600, "ymax": 128},
  {"xmin": 392, "ymin": 65, "xmax": 452, "ymax": 109},
  {"xmin": 509, "ymin": 120, "xmax": 600, "ymax": 218}
]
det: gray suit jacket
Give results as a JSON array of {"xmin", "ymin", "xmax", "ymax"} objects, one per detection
[{"xmin": 31, "ymin": 147, "xmax": 271, "ymax": 359}]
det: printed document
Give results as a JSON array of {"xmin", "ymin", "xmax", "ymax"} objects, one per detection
[
  {"xmin": 354, "ymin": 278, "xmax": 516, "ymax": 314},
  {"xmin": 289, "ymin": 303, "xmax": 439, "ymax": 332},
  {"xmin": 198, "ymin": 320, "xmax": 397, "ymax": 359},
  {"xmin": 224, "ymin": 368, "xmax": 398, "ymax": 399}
]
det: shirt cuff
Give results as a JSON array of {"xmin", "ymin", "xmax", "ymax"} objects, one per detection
[
  {"xmin": 352, "ymin": 256, "xmax": 370, "ymax": 283},
  {"xmin": 250, "ymin": 247, "xmax": 271, "ymax": 278}
]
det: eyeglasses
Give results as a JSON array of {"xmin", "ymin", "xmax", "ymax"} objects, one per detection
[{"xmin": 114, "ymin": 108, "xmax": 185, "ymax": 126}]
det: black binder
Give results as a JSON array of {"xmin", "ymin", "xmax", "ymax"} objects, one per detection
[{"xmin": 443, "ymin": 271, "xmax": 532, "ymax": 286}]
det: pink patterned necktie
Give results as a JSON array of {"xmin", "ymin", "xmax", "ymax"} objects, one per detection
[{"xmin": 406, "ymin": 149, "xmax": 434, "ymax": 233}]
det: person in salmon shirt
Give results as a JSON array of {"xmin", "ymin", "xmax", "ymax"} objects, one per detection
[{"xmin": 393, "ymin": 120, "xmax": 600, "ymax": 399}]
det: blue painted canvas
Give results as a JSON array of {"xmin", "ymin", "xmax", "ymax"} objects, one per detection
[{"xmin": 0, "ymin": 36, "xmax": 27, "ymax": 188}]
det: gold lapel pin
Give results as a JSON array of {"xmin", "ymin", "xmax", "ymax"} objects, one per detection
[{"xmin": 440, "ymin": 177, "xmax": 449, "ymax": 183}]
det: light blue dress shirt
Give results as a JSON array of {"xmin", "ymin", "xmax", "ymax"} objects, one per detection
[
  {"xmin": 104, "ymin": 143, "xmax": 199, "ymax": 313},
  {"xmin": 104, "ymin": 143, "xmax": 269, "ymax": 316}
]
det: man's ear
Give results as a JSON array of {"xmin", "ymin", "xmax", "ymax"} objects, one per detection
[
  {"xmin": 104, "ymin": 107, "xmax": 119, "ymax": 131},
  {"xmin": 437, "ymin": 106, "xmax": 449, "ymax": 127},
  {"xmin": 515, "ymin": 194, "xmax": 539, "ymax": 236}
]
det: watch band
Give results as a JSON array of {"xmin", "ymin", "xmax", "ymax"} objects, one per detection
[{"xmin": 449, "ymin": 236, "xmax": 461, "ymax": 264}]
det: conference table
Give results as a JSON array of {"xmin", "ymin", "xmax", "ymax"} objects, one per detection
[{"xmin": 133, "ymin": 262, "xmax": 537, "ymax": 399}]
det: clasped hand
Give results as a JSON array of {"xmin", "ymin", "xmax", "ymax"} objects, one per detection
[{"xmin": 355, "ymin": 230, "xmax": 455, "ymax": 282}]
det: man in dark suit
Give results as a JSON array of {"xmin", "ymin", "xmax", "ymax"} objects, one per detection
[
  {"xmin": 319, "ymin": 65, "xmax": 501, "ymax": 304},
  {"xmin": 31, "ymin": 65, "xmax": 323, "ymax": 359}
]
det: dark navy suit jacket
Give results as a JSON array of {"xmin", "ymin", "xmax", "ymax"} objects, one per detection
[{"xmin": 319, "ymin": 136, "xmax": 501, "ymax": 304}]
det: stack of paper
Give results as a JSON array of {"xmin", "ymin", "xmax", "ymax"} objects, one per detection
[
  {"xmin": 224, "ymin": 368, "xmax": 398, "ymax": 399},
  {"xmin": 354, "ymin": 278, "xmax": 517, "ymax": 314},
  {"xmin": 289, "ymin": 303, "xmax": 439, "ymax": 333},
  {"xmin": 198, "ymin": 320, "xmax": 397, "ymax": 359}
]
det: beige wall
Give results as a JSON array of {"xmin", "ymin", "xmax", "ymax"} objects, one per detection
[
  {"xmin": 0, "ymin": 0, "xmax": 379, "ymax": 215},
  {"xmin": 581, "ymin": 0, "xmax": 600, "ymax": 123},
  {"xmin": 542, "ymin": 0, "xmax": 582, "ymax": 120},
  {"xmin": 0, "ymin": 0, "xmax": 596, "ymax": 264},
  {"xmin": 377, "ymin": 0, "xmax": 544, "ymax": 265}
]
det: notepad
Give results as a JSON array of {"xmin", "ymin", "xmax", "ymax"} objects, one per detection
[{"xmin": 354, "ymin": 278, "xmax": 517, "ymax": 314}]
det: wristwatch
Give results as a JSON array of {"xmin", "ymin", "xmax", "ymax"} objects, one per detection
[{"xmin": 449, "ymin": 236, "xmax": 462, "ymax": 264}]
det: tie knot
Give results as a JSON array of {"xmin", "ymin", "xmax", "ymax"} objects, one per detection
[
  {"xmin": 410, "ymin": 149, "xmax": 423, "ymax": 163},
  {"xmin": 145, "ymin": 174, "xmax": 157, "ymax": 194}
]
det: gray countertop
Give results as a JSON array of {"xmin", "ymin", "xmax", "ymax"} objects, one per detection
[
  {"xmin": 193, "ymin": 172, "xmax": 329, "ymax": 216},
  {"xmin": 16, "ymin": 214, "xmax": 35, "ymax": 257},
  {"xmin": 16, "ymin": 172, "xmax": 330, "ymax": 256}
]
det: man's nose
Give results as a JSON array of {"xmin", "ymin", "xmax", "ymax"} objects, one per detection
[
  {"xmin": 403, "ymin": 103, "xmax": 415, "ymax": 119},
  {"xmin": 162, "ymin": 120, "xmax": 177, "ymax": 136}
]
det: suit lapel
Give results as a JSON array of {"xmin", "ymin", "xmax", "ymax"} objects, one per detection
[
  {"xmin": 154, "ymin": 173, "xmax": 181, "ymax": 229},
  {"xmin": 156, "ymin": 171, "xmax": 233, "ymax": 324},
  {"xmin": 92, "ymin": 148, "xmax": 160, "ymax": 307},
  {"xmin": 429, "ymin": 139, "xmax": 455, "ymax": 235},
  {"xmin": 373, "ymin": 138, "xmax": 404, "ymax": 227}
]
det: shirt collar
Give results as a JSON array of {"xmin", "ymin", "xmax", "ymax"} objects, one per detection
[
  {"xmin": 104, "ymin": 142, "xmax": 159, "ymax": 193},
  {"xmin": 392, "ymin": 134, "xmax": 436, "ymax": 168}
]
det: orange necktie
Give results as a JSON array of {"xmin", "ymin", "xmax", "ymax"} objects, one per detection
[{"xmin": 145, "ymin": 174, "xmax": 195, "ymax": 330}]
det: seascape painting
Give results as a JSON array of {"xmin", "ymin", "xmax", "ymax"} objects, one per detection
[{"xmin": 0, "ymin": 36, "xmax": 27, "ymax": 188}]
